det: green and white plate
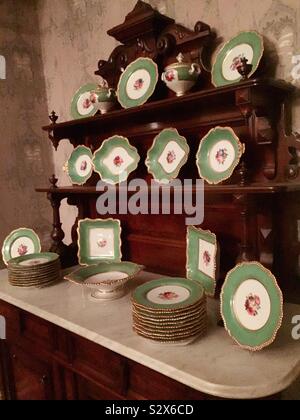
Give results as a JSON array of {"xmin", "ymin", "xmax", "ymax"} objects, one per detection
[
  {"xmin": 64, "ymin": 146, "xmax": 93, "ymax": 185},
  {"xmin": 132, "ymin": 278, "xmax": 205, "ymax": 311},
  {"xmin": 212, "ymin": 31, "xmax": 264, "ymax": 87},
  {"xmin": 196, "ymin": 126, "xmax": 245, "ymax": 184},
  {"xmin": 8, "ymin": 252, "xmax": 59, "ymax": 267},
  {"xmin": 77, "ymin": 218, "xmax": 122, "ymax": 266},
  {"xmin": 221, "ymin": 262, "xmax": 283, "ymax": 352},
  {"xmin": 93, "ymin": 135, "xmax": 140, "ymax": 185},
  {"xmin": 146, "ymin": 128, "xmax": 190, "ymax": 184},
  {"xmin": 186, "ymin": 226, "xmax": 218, "ymax": 297},
  {"xmin": 2, "ymin": 228, "xmax": 41, "ymax": 265},
  {"xmin": 70, "ymin": 83, "xmax": 98, "ymax": 120},
  {"xmin": 117, "ymin": 57, "xmax": 158, "ymax": 109}
]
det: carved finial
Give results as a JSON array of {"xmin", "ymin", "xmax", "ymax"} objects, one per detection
[
  {"xmin": 176, "ymin": 53, "xmax": 184, "ymax": 63},
  {"xmin": 49, "ymin": 111, "xmax": 58, "ymax": 124},
  {"xmin": 49, "ymin": 174, "xmax": 58, "ymax": 188},
  {"xmin": 237, "ymin": 57, "xmax": 253, "ymax": 80}
]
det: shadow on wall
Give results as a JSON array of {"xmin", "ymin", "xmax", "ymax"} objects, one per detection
[{"xmin": 0, "ymin": 0, "xmax": 54, "ymax": 264}]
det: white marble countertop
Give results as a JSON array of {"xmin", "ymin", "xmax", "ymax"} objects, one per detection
[{"xmin": 0, "ymin": 268, "xmax": 299, "ymax": 399}]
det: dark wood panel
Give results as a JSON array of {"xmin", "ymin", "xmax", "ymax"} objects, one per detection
[
  {"xmin": 70, "ymin": 334, "xmax": 127, "ymax": 395},
  {"xmin": 8, "ymin": 344, "xmax": 54, "ymax": 400}
]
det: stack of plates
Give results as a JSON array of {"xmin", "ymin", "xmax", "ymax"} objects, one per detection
[
  {"xmin": 7, "ymin": 252, "xmax": 61, "ymax": 288},
  {"xmin": 132, "ymin": 278, "xmax": 207, "ymax": 345}
]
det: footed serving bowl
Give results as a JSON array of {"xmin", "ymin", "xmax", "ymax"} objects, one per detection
[{"xmin": 65, "ymin": 261, "xmax": 144, "ymax": 301}]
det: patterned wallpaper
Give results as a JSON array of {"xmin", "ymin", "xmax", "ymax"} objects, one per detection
[{"xmin": 0, "ymin": 0, "xmax": 53, "ymax": 267}]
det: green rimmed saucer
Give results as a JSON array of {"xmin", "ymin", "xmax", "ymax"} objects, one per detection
[
  {"xmin": 146, "ymin": 128, "xmax": 190, "ymax": 184},
  {"xmin": 70, "ymin": 83, "xmax": 98, "ymax": 120},
  {"xmin": 186, "ymin": 226, "xmax": 218, "ymax": 297},
  {"xmin": 117, "ymin": 57, "xmax": 158, "ymax": 109},
  {"xmin": 64, "ymin": 146, "xmax": 93, "ymax": 185},
  {"xmin": 132, "ymin": 278, "xmax": 205, "ymax": 311},
  {"xmin": 93, "ymin": 136, "xmax": 140, "ymax": 185},
  {"xmin": 212, "ymin": 31, "xmax": 264, "ymax": 87},
  {"xmin": 196, "ymin": 126, "xmax": 245, "ymax": 184},
  {"xmin": 2, "ymin": 228, "xmax": 41, "ymax": 266},
  {"xmin": 77, "ymin": 218, "xmax": 122, "ymax": 266},
  {"xmin": 221, "ymin": 262, "xmax": 283, "ymax": 352}
]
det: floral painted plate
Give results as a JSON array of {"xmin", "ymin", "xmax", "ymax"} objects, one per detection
[
  {"xmin": 8, "ymin": 252, "xmax": 59, "ymax": 268},
  {"xmin": 117, "ymin": 57, "xmax": 158, "ymax": 109},
  {"xmin": 186, "ymin": 226, "xmax": 218, "ymax": 297},
  {"xmin": 132, "ymin": 278, "xmax": 205, "ymax": 311},
  {"xmin": 2, "ymin": 228, "xmax": 41, "ymax": 265},
  {"xmin": 221, "ymin": 262, "xmax": 283, "ymax": 351},
  {"xmin": 212, "ymin": 31, "xmax": 264, "ymax": 87},
  {"xmin": 70, "ymin": 83, "xmax": 98, "ymax": 120},
  {"xmin": 93, "ymin": 135, "xmax": 140, "ymax": 185},
  {"xmin": 146, "ymin": 128, "xmax": 190, "ymax": 184},
  {"xmin": 77, "ymin": 218, "xmax": 122, "ymax": 266},
  {"xmin": 64, "ymin": 146, "xmax": 93, "ymax": 185},
  {"xmin": 65, "ymin": 261, "xmax": 144, "ymax": 300},
  {"xmin": 196, "ymin": 126, "xmax": 245, "ymax": 184}
]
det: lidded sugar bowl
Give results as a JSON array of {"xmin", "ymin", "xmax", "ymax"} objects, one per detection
[
  {"xmin": 161, "ymin": 53, "xmax": 201, "ymax": 97},
  {"xmin": 90, "ymin": 80, "xmax": 117, "ymax": 114}
]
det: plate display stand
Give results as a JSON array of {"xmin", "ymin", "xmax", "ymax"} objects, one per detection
[{"xmin": 37, "ymin": 1, "xmax": 300, "ymax": 302}]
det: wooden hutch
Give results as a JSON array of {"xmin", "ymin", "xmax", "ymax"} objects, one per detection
[{"xmin": 1, "ymin": 1, "xmax": 300, "ymax": 401}]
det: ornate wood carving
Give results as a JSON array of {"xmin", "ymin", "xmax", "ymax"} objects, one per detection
[{"xmin": 95, "ymin": 0, "xmax": 215, "ymax": 90}]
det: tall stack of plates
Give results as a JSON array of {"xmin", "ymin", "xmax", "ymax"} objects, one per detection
[
  {"xmin": 7, "ymin": 253, "xmax": 61, "ymax": 288},
  {"xmin": 132, "ymin": 278, "xmax": 207, "ymax": 345}
]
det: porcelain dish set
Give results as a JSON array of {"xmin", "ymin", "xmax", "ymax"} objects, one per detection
[
  {"xmin": 70, "ymin": 31, "xmax": 264, "ymax": 120},
  {"xmin": 65, "ymin": 126, "xmax": 245, "ymax": 186},
  {"xmin": 1, "ymin": 213, "xmax": 283, "ymax": 351},
  {"xmin": 1, "ymin": 31, "xmax": 282, "ymax": 350}
]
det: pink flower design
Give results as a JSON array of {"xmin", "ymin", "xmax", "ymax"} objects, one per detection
[
  {"xmin": 90, "ymin": 93, "xmax": 97, "ymax": 104},
  {"xmin": 230, "ymin": 55, "xmax": 244, "ymax": 71},
  {"xmin": 158, "ymin": 291, "xmax": 179, "ymax": 301},
  {"xmin": 82, "ymin": 98, "xmax": 92, "ymax": 109},
  {"xmin": 166, "ymin": 150, "xmax": 176, "ymax": 164},
  {"xmin": 215, "ymin": 148, "xmax": 228, "ymax": 165},
  {"xmin": 97, "ymin": 239, "xmax": 107, "ymax": 248},
  {"xmin": 80, "ymin": 160, "xmax": 88, "ymax": 171},
  {"xmin": 245, "ymin": 294, "xmax": 261, "ymax": 317},
  {"xmin": 113, "ymin": 156, "xmax": 124, "ymax": 167},
  {"xmin": 203, "ymin": 250, "xmax": 211, "ymax": 266},
  {"xmin": 165, "ymin": 70, "xmax": 176, "ymax": 82},
  {"xmin": 18, "ymin": 244, "xmax": 28, "ymax": 256},
  {"xmin": 134, "ymin": 78, "xmax": 144, "ymax": 90}
]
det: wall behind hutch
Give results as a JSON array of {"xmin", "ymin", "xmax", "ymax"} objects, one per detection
[
  {"xmin": 0, "ymin": 0, "xmax": 53, "ymax": 268},
  {"xmin": 37, "ymin": 0, "xmax": 300, "ymax": 245}
]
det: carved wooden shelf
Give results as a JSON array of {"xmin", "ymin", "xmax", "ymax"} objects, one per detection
[
  {"xmin": 38, "ymin": 0, "xmax": 300, "ymax": 302},
  {"xmin": 36, "ymin": 182, "xmax": 300, "ymax": 196}
]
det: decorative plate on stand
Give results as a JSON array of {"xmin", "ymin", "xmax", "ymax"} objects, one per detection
[
  {"xmin": 70, "ymin": 83, "xmax": 98, "ymax": 120},
  {"xmin": 93, "ymin": 135, "xmax": 140, "ymax": 185},
  {"xmin": 146, "ymin": 128, "xmax": 190, "ymax": 184},
  {"xmin": 196, "ymin": 126, "xmax": 245, "ymax": 184},
  {"xmin": 212, "ymin": 31, "xmax": 264, "ymax": 87},
  {"xmin": 221, "ymin": 262, "xmax": 283, "ymax": 351},
  {"xmin": 77, "ymin": 218, "xmax": 122, "ymax": 266},
  {"xmin": 65, "ymin": 261, "xmax": 144, "ymax": 301},
  {"xmin": 64, "ymin": 146, "xmax": 93, "ymax": 185},
  {"xmin": 2, "ymin": 228, "xmax": 41, "ymax": 266},
  {"xmin": 117, "ymin": 58, "xmax": 158, "ymax": 109},
  {"xmin": 186, "ymin": 226, "xmax": 218, "ymax": 297}
]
